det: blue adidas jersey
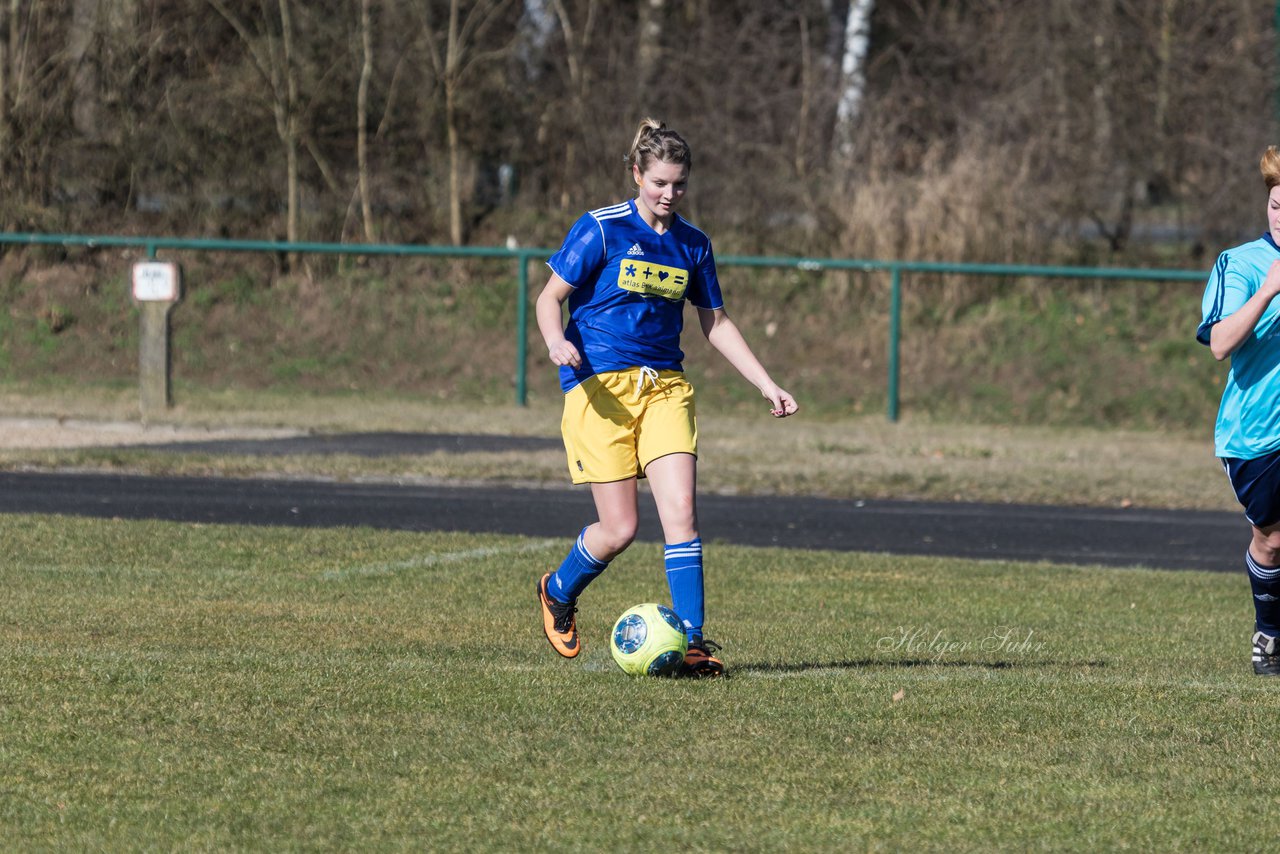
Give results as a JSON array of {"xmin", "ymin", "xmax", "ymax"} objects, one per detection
[
  {"xmin": 1198, "ymin": 233, "xmax": 1280, "ymax": 459},
  {"xmin": 547, "ymin": 199, "xmax": 724, "ymax": 392}
]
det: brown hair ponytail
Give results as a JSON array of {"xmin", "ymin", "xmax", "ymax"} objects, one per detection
[{"xmin": 626, "ymin": 117, "xmax": 692, "ymax": 175}]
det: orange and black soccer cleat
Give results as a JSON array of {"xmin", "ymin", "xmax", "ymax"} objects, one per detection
[
  {"xmin": 682, "ymin": 637, "xmax": 725, "ymax": 678},
  {"xmin": 538, "ymin": 573, "xmax": 582, "ymax": 658}
]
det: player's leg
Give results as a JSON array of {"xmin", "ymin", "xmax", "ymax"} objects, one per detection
[
  {"xmin": 647, "ymin": 452, "xmax": 724, "ymax": 678},
  {"xmin": 584, "ymin": 479, "xmax": 642, "ymax": 558},
  {"xmin": 1224, "ymin": 449, "xmax": 1280, "ymax": 675},
  {"xmin": 538, "ymin": 478, "xmax": 640, "ymax": 657},
  {"xmin": 540, "ymin": 373, "xmax": 641, "ymax": 658},
  {"xmin": 1248, "ymin": 522, "xmax": 1280, "ymax": 675},
  {"xmin": 646, "ymin": 451, "xmax": 702, "ymax": 634},
  {"xmin": 638, "ymin": 375, "xmax": 702, "ymax": 637},
  {"xmin": 638, "ymin": 373, "xmax": 723, "ymax": 677}
]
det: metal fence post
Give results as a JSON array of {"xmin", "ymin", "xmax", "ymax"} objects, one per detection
[
  {"xmin": 887, "ymin": 266, "xmax": 901, "ymax": 422},
  {"xmin": 516, "ymin": 252, "xmax": 530, "ymax": 406}
]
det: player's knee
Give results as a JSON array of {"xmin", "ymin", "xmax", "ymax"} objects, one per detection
[
  {"xmin": 671, "ymin": 494, "xmax": 697, "ymax": 524},
  {"xmin": 1255, "ymin": 531, "xmax": 1280, "ymax": 565},
  {"xmin": 660, "ymin": 495, "xmax": 697, "ymax": 533},
  {"xmin": 596, "ymin": 518, "xmax": 638, "ymax": 555}
]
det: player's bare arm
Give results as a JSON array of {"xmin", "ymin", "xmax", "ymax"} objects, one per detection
[
  {"xmin": 1209, "ymin": 259, "xmax": 1280, "ymax": 361},
  {"xmin": 697, "ymin": 306, "xmax": 798, "ymax": 418},
  {"xmin": 536, "ymin": 273, "xmax": 582, "ymax": 369}
]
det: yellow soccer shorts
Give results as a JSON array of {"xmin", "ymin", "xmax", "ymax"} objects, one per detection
[{"xmin": 561, "ymin": 367, "xmax": 698, "ymax": 484}]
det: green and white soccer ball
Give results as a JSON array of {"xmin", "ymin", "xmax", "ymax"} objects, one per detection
[{"xmin": 610, "ymin": 603, "xmax": 689, "ymax": 677}]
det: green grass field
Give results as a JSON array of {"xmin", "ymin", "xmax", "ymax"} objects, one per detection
[{"xmin": 0, "ymin": 512, "xmax": 1266, "ymax": 851}]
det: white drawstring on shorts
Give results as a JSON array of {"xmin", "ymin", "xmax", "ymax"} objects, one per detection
[
  {"xmin": 637, "ymin": 365, "xmax": 661, "ymax": 402},
  {"xmin": 638, "ymin": 365, "xmax": 660, "ymax": 393}
]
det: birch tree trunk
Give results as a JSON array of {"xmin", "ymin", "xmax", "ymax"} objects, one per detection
[{"xmin": 832, "ymin": 0, "xmax": 873, "ymax": 168}]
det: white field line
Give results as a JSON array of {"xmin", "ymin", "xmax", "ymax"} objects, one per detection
[{"xmin": 324, "ymin": 538, "xmax": 561, "ymax": 580}]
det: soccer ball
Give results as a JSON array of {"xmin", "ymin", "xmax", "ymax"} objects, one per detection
[{"xmin": 609, "ymin": 603, "xmax": 689, "ymax": 677}]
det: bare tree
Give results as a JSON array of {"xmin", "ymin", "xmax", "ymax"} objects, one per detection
[
  {"xmin": 0, "ymin": 0, "xmax": 26, "ymax": 196},
  {"xmin": 546, "ymin": 0, "xmax": 595, "ymax": 210},
  {"xmin": 0, "ymin": 3, "xmax": 69, "ymax": 208},
  {"xmin": 69, "ymin": 0, "xmax": 99, "ymax": 140},
  {"xmin": 636, "ymin": 0, "xmax": 662, "ymax": 96},
  {"xmin": 0, "ymin": 0, "xmax": 1270, "ymax": 265},
  {"xmin": 207, "ymin": 0, "xmax": 306, "ymax": 252},
  {"xmin": 355, "ymin": 0, "xmax": 376, "ymax": 242},
  {"xmin": 840, "ymin": 0, "xmax": 1274, "ymax": 260},
  {"xmin": 415, "ymin": 0, "xmax": 516, "ymax": 245}
]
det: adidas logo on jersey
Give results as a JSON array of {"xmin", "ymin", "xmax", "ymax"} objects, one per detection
[{"xmin": 626, "ymin": 243, "xmax": 644, "ymax": 256}]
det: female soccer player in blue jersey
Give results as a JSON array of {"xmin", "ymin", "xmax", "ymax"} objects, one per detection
[
  {"xmin": 535, "ymin": 117, "xmax": 798, "ymax": 676},
  {"xmin": 1199, "ymin": 145, "xmax": 1280, "ymax": 676}
]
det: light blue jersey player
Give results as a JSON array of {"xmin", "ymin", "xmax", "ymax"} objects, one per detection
[
  {"xmin": 534, "ymin": 118, "xmax": 799, "ymax": 677},
  {"xmin": 1198, "ymin": 233, "xmax": 1280, "ymax": 459},
  {"xmin": 1198, "ymin": 145, "xmax": 1280, "ymax": 675}
]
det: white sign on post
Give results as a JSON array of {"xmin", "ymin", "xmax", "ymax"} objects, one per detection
[{"xmin": 132, "ymin": 261, "xmax": 181, "ymax": 302}]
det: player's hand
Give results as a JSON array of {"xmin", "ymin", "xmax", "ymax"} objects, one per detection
[
  {"xmin": 547, "ymin": 340, "xmax": 582, "ymax": 369},
  {"xmin": 1265, "ymin": 260, "xmax": 1280, "ymax": 299},
  {"xmin": 765, "ymin": 387, "xmax": 798, "ymax": 418}
]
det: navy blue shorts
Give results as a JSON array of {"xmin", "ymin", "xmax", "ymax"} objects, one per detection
[{"xmin": 1224, "ymin": 447, "xmax": 1280, "ymax": 529}]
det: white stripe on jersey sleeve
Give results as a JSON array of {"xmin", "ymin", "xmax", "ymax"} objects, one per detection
[
  {"xmin": 590, "ymin": 202, "xmax": 631, "ymax": 221},
  {"xmin": 587, "ymin": 202, "xmax": 631, "ymax": 246}
]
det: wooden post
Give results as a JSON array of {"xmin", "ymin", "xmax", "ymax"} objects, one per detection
[
  {"xmin": 138, "ymin": 301, "xmax": 173, "ymax": 418},
  {"xmin": 132, "ymin": 261, "xmax": 182, "ymax": 422}
]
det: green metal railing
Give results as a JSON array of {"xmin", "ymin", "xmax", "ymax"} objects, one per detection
[
  {"xmin": 717, "ymin": 254, "xmax": 1207, "ymax": 420},
  {"xmin": 0, "ymin": 232, "xmax": 547, "ymax": 408},
  {"xmin": 0, "ymin": 232, "xmax": 1207, "ymax": 420}
]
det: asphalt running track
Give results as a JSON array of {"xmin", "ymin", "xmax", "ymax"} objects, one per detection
[{"xmin": 0, "ymin": 437, "xmax": 1248, "ymax": 573}]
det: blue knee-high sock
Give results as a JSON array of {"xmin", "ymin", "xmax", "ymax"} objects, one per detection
[
  {"xmin": 1246, "ymin": 550, "xmax": 1280, "ymax": 636},
  {"xmin": 547, "ymin": 527, "xmax": 608, "ymax": 604},
  {"xmin": 665, "ymin": 537, "xmax": 704, "ymax": 641}
]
